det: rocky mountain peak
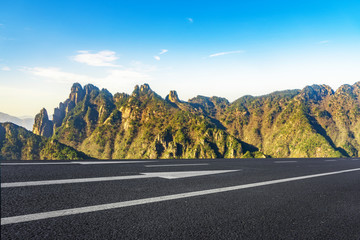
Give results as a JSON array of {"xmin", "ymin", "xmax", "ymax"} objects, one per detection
[
  {"xmin": 299, "ymin": 84, "xmax": 334, "ymax": 102},
  {"xmin": 132, "ymin": 85, "xmax": 140, "ymax": 97},
  {"xmin": 335, "ymin": 84, "xmax": 353, "ymax": 95},
  {"xmin": 71, "ymin": 83, "xmax": 82, "ymax": 92},
  {"xmin": 114, "ymin": 92, "xmax": 129, "ymax": 101},
  {"xmin": 131, "ymin": 84, "xmax": 157, "ymax": 99},
  {"xmin": 70, "ymin": 83, "xmax": 85, "ymax": 104},
  {"xmin": 33, "ymin": 108, "xmax": 53, "ymax": 138},
  {"xmin": 140, "ymin": 83, "xmax": 151, "ymax": 93},
  {"xmin": 352, "ymin": 81, "xmax": 360, "ymax": 96},
  {"xmin": 100, "ymin": 88, "xmax": 113, "ymax": 98},
  {"xmin": 166, "ymin": 90, "xmax": 180, "ymax": 103},
  {"xmin": 84, "ymin": 84, "xmax": 99, "ymax": 95}
]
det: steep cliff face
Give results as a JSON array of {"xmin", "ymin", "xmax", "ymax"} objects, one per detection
[
  {"xmin": 165, "ymin": 90, "xmax": 180, "ymax": 103},
  {"xmin": 29, "ymin": 81, "xmax": 360, "ymax": 160},
  {"xmin": 53, "ymin": 83, "xmax": 88, "ymax": 128},
  {"xmin": 52, "ymin": 84, "xmax": 115, "ymax": 149},
  {"xmin": 33, "ymin": 108, "xmax": 53, "ymax": 138},
  {"xmin": 310, "ymin": 83, "xmax": 360, "ymax": 157},
  {"xmin": 72, "ymin": 84, "xmax": 250, "ymax": 159},
  {"xmin": 214, "ymin": 83, "xmax": 360, "ymax": 158},
  {"xmin": 32, "ymin": 83, "xmax": 253, "ymax": 159},
  {"xmin": 1, "ymin": 122, "xmax": 89, "ymax": 160}
]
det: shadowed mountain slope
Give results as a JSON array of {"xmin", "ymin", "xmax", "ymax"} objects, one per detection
[
  {"xmin": 29, "ymin": 81, "xmax": 360, "ymax": 159},
  {"xmin": 0, "ymin": 122, "xmax": 89, "ymax": 160}
]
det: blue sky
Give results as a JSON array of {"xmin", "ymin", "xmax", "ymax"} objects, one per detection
[{"xmin": 1, "ymin": 0, "xmax": 360, "ymax": 117}]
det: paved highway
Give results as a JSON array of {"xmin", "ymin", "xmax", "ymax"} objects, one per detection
[{"xmin": 1, "ymin": 158, "xmax": 360, "ymax": 239}]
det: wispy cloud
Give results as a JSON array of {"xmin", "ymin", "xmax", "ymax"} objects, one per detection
[
  {"xmin": 318, "ymin": 40, "xmax": 330, "ymax": 45},
  {"xmin": 159, "ymin": 49, "xmax": 168, "ymax": 55},
  {"xmin": 23, "ymin": 67, "xmax": 93, "ymax": 84},
  {"xmin": 153, "ymin": 49, "xmax": 168, "ymax": 61},
  {"xmin": 187, "ymin": 18, "xmax": 193, "ymax": 23},
  {"xmin": 1, "ymin": 66, "xmax": 10, "ymax": 71},
  {"xmin": 209, "ymin": 50, "xmax": 244, "ymax": 58},
  {"xmin": 23, "ymin": 66, "xmax": 151, "ymax": 87},
  {"xmin": 73, "ymin": 50, "xmax": 121, "ymax": 67}
]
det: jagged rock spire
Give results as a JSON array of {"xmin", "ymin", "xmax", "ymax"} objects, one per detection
[
  {"xmin": 165, "ymin": 90, "xmax": 180, "ymax": 103},
  {"xmin": 33, "ymin": 108, "xmax": 53, "ymax": 138}
]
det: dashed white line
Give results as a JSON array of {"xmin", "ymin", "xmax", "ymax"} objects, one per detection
[
  {"xmin": 274, "ymin": 161, "xmax": 298, "ymax": 163},
  {"xmin": 2, "ymin": 167, "xmax": 360, "ymax": 225},
  {"xmin": 145, "ymin": 163, "xmax": 209, "ymax": 167},
  {"xmin": 75, "ymin": 161, "xmax": 155, "ymax": 165}
]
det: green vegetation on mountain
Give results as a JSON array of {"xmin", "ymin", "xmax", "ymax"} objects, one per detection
[
  {"xmin": 0, "ymin": 122, "xmax": 89, "ymax": 160},
  {"xmin": 47, "ymin": 84, "xmax": 252, "ymax": 159},
  {"xmin": 23, "ymin": 80, "xmax": 360, "ymax": 160},
  {"xmin": 217, "ymin": 84, "xmax": 360, "ymax": 158}
]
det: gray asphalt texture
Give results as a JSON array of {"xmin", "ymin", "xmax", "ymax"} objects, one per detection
[{"xmin": 1, "ymin": 158, "xmax": 360, "ymax": 239}]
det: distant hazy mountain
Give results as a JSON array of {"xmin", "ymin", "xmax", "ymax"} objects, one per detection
[{"xmin": 0, "ymin": 112, "xmax": 34, "ymax": 131}]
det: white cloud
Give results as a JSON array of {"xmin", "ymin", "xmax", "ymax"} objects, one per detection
[
  {"xmin": 159, "ymin": 49, "xmax": 168, "ymax": 55},
  {"xmin": 1, "ymin": 66, "xmax": 10, "ymax": 71},
  {"xmin": 209, "ymin": 50, "xmax": 244, "ymax": 58},
  {"xmin": 318, "ymin": 40, "xmax": 330, "ymax": 45},
  {"xmin": 23, "ymin": 66, "xmax": 151, "ymax": 90},
  {"xmin": 73, "ymin": 50, "xmax": 121, "ymax": 67},
  {"xmin": 23, "ymin": 67, "xmax": 94, "ymax": 84},
  {"xmin": 153, "ymin": 49, "xmax": 168, "ymax": 61},
  {"xmin": 187, "ymin": 18, "xmax": 193, "ymax": 23}
]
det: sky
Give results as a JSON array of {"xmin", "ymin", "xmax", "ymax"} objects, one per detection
[{"xmin": 0, "ymin": 0, "xmax": 360, "ymax": 117}]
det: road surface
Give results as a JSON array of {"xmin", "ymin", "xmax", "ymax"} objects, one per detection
[{"xmin": 1, "ymin": 158, "xmax": 360, "ymax": 239}]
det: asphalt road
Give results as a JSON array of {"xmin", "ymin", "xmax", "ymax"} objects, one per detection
[{"xmin": 1, "ymin": 158, "xmax": 360, "ymax": 239}]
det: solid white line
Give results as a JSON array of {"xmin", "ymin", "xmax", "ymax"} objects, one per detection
[
  {"xmin": 274, "ymin": 161, "xmax": 298, "ymax": 163},
  {"xmin": 0, "ymin": 161, "xmax": 154, "ymax": 166},
  {"xmin": 1, "ymin": 170, "xmax": 238, "ymax": 188},
  {"xmin": 2, "ymin": 167, "xmax": 359, "ymax": 225},
  {"xmin": 1, "ymin": 163, "xmax": 74, "ymax": 165},
  {"xmin": 145, "ymin": 164, "xmax": 209, "ymax": 167},
  {"xmin": 1, "ymin": 175, "xmax": 151, "ymax": 188}
]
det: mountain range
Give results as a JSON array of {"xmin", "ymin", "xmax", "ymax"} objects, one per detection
[
  {"xmin": 1, "ymin": 82, "xmax": 359, "ymax": 160},
  {"xmin": 0, "ymin": 112, "xmax": 34, "ymax": 131}
]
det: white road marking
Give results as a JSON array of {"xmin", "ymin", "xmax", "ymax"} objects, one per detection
[
  {"xmin": 74, "ymin": 161, "xmax": 155, "ymax": 165},
  {"xmin": 2, "ymin": 167, "xmax": 359, "ymax": 225},
  {"xmin": 325, "ymin": 160, "xmax": 337, "ymax": 162},
  {"xmin": 141, "ymin": 170, "xmax": 237, "ymax": 179},
  {"xmin": 1, "ymin": 163, "xmax": 74, "ymax": 165},
  {"xmin": 145, "ymin": 163, "xmax": 209, "ymax": 167},
  {"xmin": 1, "ymin": 170, "xmax": 239, "ymax": 188},
  {"xmin": 0, "ymin": 161, "xmax": 154, "ymax": 166},
  {"xmin": 274, "ymin": 161, "xmax": 298, "ymax": 163}
]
